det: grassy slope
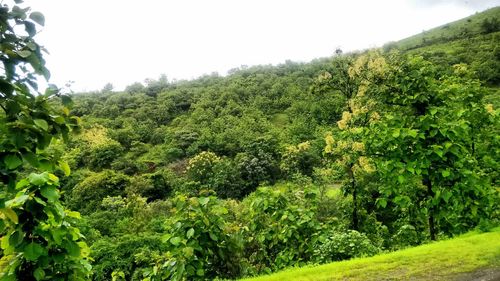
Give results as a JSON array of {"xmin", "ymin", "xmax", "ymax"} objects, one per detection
[
  {"xmin": 393, "ymin": 6, "xmax": 500, "ymax": 51},
  {"xmin": 243, "ymin": 229, "xmax": 500, "ymax": 281}
]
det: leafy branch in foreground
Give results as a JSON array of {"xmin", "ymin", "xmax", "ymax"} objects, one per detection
[{"xmin": 0, "ymin": 1, "xmax": 91, "ymax": 280}]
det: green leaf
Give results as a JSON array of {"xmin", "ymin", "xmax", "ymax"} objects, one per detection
[
  {"xmin": 16, "ymin": 50, "xmax": 32, "ymax": 58},
  {"xmin": 209, "ymin": 231, "xmax": 218, "ymax": 241},
  {"xmin": 59, "ymin": 161, "xmax": 71, "ymax": 176},
  {"xmin": 198, "ymin": 197, "xmax": 210, "ymax": 206},
  {"xmin": 9, "ymin": 230, "xmax": 24, "ymax": 247},
  {"xmin": 407, "ymin": 129, "xmax": 418, "ymax": 138},
  {"xmin": 397, "ymin": 175, "xmax": 405, "ymax": 184},
  {"xmin": 4, "ymin": 154, "xmax": 23, "ymax": 169},
  {"xmin": 377, "ymin": 198, "xmax": 387, "ymax": 208},
  {"xmin": 30, "ymin": 11, "xmax": 45, "ymax": 26},
  {"xmin": 196, "ymin": 268, "xmax": 204, "ymax": 277},
  {"xmin": 24, "ymin": 242, "xmax": 45, "ymax": 261},
  {"xmin": 186, "ymin": 228, "xmax": 195, "ymax": 239},
  {"xmin": 34, "ymin": 268, "xmax": 45, "ymax": 281},
  {"xmin": 392, "ymin": 128, "xmax": 400, "ymax": 138},
  {"xmin": 22, "ymin": 152, "xmax": 39, "ymax": 167},
  {"xmin": 40, "ymin": 185, "xmax": 59, "ymax": 202},
  {"xmin": 170, "ymin": 237, "xmax": 181, "ymax": 246},
  {"xmin": 5, "ymin": 194, "xmax": 29, "ymax": 208},
  {"xmin": 442, "ymin": 170, "xmax": 451, "ymax": 178},
  {"xmin": 64, "ymin": 241, "xmax": 81, "ymax": 257},
  {"xmin": 429, "ymin": 108, "xmax": 438, "ymax": 116},
  {"xmin": 0, "ymin": 208, "xmax": 18, "ymax": 224},
  {"xmin": 28, "ymin": 173, "xmax": 49, "ymax": 186},
  {"xmin": 34, "ymin": 119, "xmax": 49, "ymax": 131}
]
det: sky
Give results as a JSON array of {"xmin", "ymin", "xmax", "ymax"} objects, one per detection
[{"xmin": 26, "ymin": 0, "xmax": 500, "ymax": 92}]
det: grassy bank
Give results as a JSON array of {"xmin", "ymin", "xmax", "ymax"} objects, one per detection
[{"xmin": 243, "ymin": 228, "xmax": 500, "ymax": 281}]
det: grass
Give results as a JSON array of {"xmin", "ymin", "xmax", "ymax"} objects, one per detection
[
  {"xmin": 392, "ymin": 6, "xmax": 500, "ymax": 51},
  {"xmin": 242, "ymin": 228, "xmax": 500, "ymax": 281}
]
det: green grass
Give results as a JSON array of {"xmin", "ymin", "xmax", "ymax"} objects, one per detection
[
  {"xmin": 242, "ymin": 229, "xmax": 500, "ymax": 281},
  {"xmin": 392, "ymin": 6, "xmax": 500, "ymax": 51}
]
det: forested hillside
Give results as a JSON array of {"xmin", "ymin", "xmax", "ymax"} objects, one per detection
[{"xmin": 1, "ymin": 4, "xmax": 499, "ymax": 281}]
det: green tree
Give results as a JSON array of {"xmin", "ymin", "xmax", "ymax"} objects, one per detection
[
  {"xmin": 0, "ymin": 2, "xmax": 91, "ymax": 279},
  {"xmin": 366, "ymin": 55, "xmax": 496, "ymax": 240}
]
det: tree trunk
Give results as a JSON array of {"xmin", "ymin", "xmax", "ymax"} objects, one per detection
[
  {"xmin": 348, "ymin": 164, "xmax": 359, "ymax": 230},
  {"xmin": 423, "ymin": 175, "xmax": 437, "ymax": 240}
]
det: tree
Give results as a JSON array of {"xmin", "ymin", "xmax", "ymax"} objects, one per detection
[
  {"xmin": 0, "ymin": 2, "xmax": 90, "ymax": 279},
  {"xmin": 366, "ymin": 55, "xmax": 496, "ymax": 240},
  {"xmin": 318, "ymin": 53, "xmax": 380, "ymax": 230}
]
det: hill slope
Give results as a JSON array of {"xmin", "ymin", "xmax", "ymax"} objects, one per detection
[
  {"xmin": 391, "ymin": 6, "xmax": 500, "ymax": 51},
  {"xmin": 243, "ymin": 229, "xmax": 500, "ymax": 281}
]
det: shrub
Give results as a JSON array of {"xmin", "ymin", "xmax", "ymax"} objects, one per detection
[
  {"xmin": 314, "ymin": 230, "xmax": 379, "ymax": 263},
  {"xmin": 147, "ymin": 196, "xmax": 244, "ymax": 280}
]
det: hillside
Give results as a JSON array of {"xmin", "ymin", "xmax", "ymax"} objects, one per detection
[
  {"xmin": 243, "ymin": 229, "xmax": 500, "ymax": 281},
  {"xmin": 389, "ymin": 6, "xmax": 500, "ymax": 51},
  {"xmin": 1, "ymin": 4, "xmax": 498, "ymax": 281}
]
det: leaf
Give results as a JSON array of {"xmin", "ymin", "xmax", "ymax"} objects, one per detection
[
  {"xmin": 4, "ymin": 154, "xmax": 23, "ymax": 169},
  {"xmin": 442, "ymin": 170, "xmax": 451, "ymax": 178},
  {"xmin": 377, "ymin": 198, "xmax": 387, "ymax": 208},
  {"xmin": 34, "ymin": 119, "xmax": 49, "ymax": 131},
  {"xmin": 196, "ymin": 268, "xmax": 204, "ymax": 277},
  {"xmin": 9, "ymin": 230, "xmax": 24, "ymax": 247},
  {"xmin": 392, "ymin": 128, "xmax": 400, "ymax": 138},
  {"xmin": 24, "ymin": 242, "xmax": 45, "ymax": 261},
  {"xmin": 407, "ymin": 129, "xmax": 418, "ymax": 138},
  {"xmin": 429, "ymin": 108, "xmax": 438, "ymax": 116},
  {"xmin": 186, "ymin": 228, "xmax": 195, "ymax": 239},
  {"xmin": 0, "ymin": 208, "xmax": 18, "ymax": 224},
  {"xmin": 30, "ymin": 11, "xmax": 45, "ymax": 26},
  {"xmin": 34, "ymin": 268, "xmax": 45, "ymax": 281},
  {"xmin": 64, "ymin": 241, "xmax": 81, "ymax": 257},
  {"xmin": 22, "ymin": 152, "xmax": 39, "ymax": 167},
  {"xmin": 170, "ymin": 237, "xmax": 181, "ymax": 246},
  {"xmin": 29, "ymin": 173, "xmax": 49, "ymax": 186},
  {"xmin": 397, "ymin": 175, "xmax": 405, "ymax": 184},
  {"xmin": 198, "ymin": 197, "xmax": 210, "ymax": 206},
  {"xmin": 59, "ymin": 161, "xmax": 71, "ymax": 176},
  {"xmin": 16, "ymin": 50, "xmax": 32, "ymax": 58},
  {"xmin": 5, "ymin": 194, "xmax": 29, "ymax": 208},
  {"xmin": 209, "ymin": 231, "xmax": 218, "ymax": 241},
  {"xmin": 40, "ymin": 185, "xmax": 59, "ymax": 202}
]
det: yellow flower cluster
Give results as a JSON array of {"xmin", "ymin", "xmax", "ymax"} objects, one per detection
[
  {"xmin": 337, "ymin": 111, "xmax": 352, "ymax": 130},
  {"xmin": 324, "ymin": 134, "xmax": 335, "ymax": 154},
  {"xmin": 357, "ymin": 82, "xmax": 368, "ymax": 96},
  {"xmin": 358, "ymin": 156, "xmax": 375, "ymax": 173},
  {"xmin": 485, "ymin": 104, "xmax": 494, "ymax": 114},
  {"xmin": 370, "ymin": 111, "xmax": 381, "ymax": 122},
  {"xmin": 367, "ymin": 56, "xmax": 388, "ymax": 76},
  {"xmin": 348, "ymin": 55, "xmax": 368, "ymax": 78},
  {"xmin": 81, "ymin": 125, "xmax": 112, "ymax": 147},
  {"xmin": 317, "ymin": 71, "xmax": 332, "ymax": 81},
  {"xmin": 352, "ymin": 142, "xmax": 365, "ymax": 152}
]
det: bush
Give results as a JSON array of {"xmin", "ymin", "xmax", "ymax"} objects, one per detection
[
  {"xmin": 314, "ymin": 230, "xmax": 379, "ymax": 263},
  {"xmin": 147, "ymin": 196, "xmax": 244, "ymax": 280},
  {"xmin": 240, "ymin": 186, "xmax": 326, "ymax": 273}
]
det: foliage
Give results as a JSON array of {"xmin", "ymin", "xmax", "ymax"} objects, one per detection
[
  {"xmin": 0, "ymin": 2, "xmax": 90, "ymax": 280},
  {"xmin": 314, "ymin": 230, "xmax": 379, "ymax": 263},
  {"xmin": 146, "ymin": 196, "xmax": 244, "ymax": 280},
  {"xmin": 240, "ymin": 186, "xmax": 327, "ymax": 273}
]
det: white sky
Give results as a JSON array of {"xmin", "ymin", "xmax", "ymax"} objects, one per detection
[{"xmin": 27, "ymin": 0, "xmax": 500, "ymax": 92}]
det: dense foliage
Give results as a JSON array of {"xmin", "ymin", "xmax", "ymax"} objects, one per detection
[{"xmin": 1, "ymin": 3, "xmax": 499, "ymax": 280}]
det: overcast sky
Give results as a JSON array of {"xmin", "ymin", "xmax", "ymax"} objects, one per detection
[{"xmin": 28, "ymin": 0, "xmax": 500, "ymax": 92}]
